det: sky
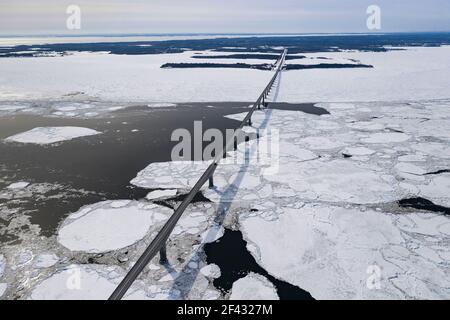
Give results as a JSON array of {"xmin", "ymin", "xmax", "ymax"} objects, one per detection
[{"xmin": 0, "ymin": 0, "xmax": 449, "ymax": 35}]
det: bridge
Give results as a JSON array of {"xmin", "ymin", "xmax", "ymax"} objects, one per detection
[{"xmin": 109, "ymin": 49, "xmax": 288, "ymax": 300}]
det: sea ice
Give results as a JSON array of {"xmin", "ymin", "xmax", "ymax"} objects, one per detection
[
  {"xmin": 34, "ymin": 253, "xmax": 59, "ymax": 269},
  {"xmin": 0, "ymin": 283, "xmax": 6, "ymax": 297},
  {"xmin": 58, "ymin": 200, "xmax": 172, "ymax": 253},
  {"xmin": 419, "ymin": 173, "xmax": 450, "ymax": 207},
  {"xmin": 5, "ymin": 127, "xmax": 101, "ymax": 145},
  {"xmin": 200, "ymin": 264, "xmax": 221, "ymax": 279},
  {"xmin": 239, "ymin": 204, "xmax": 450, "ymax": 299},
  {"xmin": 229, "ymin": 273, "xmax": 278, "ymax": 300},
  {"xmin": 395, "ymin": 163, "xmax": 427, "ymax": 176},
  {"xmin": 264, "ymin": 159, "xmax": 401, "ymax": 204},
  {"xmin": 0, "ymin": 255, "xmax": 5, "ymax": 278},
  {"xmin": 29, "ymin": 264, "xmax": 147, "ymax": 300},
  {"xmin": 361, "ymin": 132, "xmax": 410, "ymax": 144},
  {"xmin": 6, "ymin": 182, "xmax": 30, "ymax": 190},
  {"xmin": 341, "ymin": 146, "xmax": 375, "ymax": 156},
  {"xmin": 146, "ymin": 189, "xmax": 178, "ymax": 200}
]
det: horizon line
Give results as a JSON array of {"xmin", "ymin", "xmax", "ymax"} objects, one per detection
[{"xmin": 1, "ymin": 31, "xmax": 450, "ymax": 38}]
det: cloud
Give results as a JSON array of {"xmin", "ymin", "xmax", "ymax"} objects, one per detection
[{"xmin": 0, "ymin": 0, "xmax": 449, "ymax": 35}]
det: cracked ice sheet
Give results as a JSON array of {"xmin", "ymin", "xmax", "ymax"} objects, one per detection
[
  {"xmin": 239, "ymin": 204, "xmax": 450, "ymax": 300},
  {"xmin": 419, "ymin": 173, "xmax": 450, "ymax": 207},
  {"xmin": 58, "ymin": 200, "xmax": 173, "ymax": 253},
  {"xmin": 4, "ymin": 127, "xmax": 101, "ymax": 145}
]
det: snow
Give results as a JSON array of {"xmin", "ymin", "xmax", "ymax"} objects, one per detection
[
  {"xmin": 230, "ymin": 273, "xmax": 279, "ymax": 300},
  {"xmin": 6, "ymin": 182, "xmax": 30, "ymax": 190},
  {"xmin": 58, "ymin": 200, "xmax": 172, "ymax": 253},
  {"xmin": 277, "ymin": 47, "xmax": 450, "ymax": 103},
  {"xmin": 146, "ymin": 189, "xmax": 178, "ymax": 200},
  {"xmin": 0, "ymin": 51, "xmax": 273, "ymax": 103},
  {"xmin": 5, "ymin": 127, "xmax": 101, "ymax": 145},
  {"xmin": 1, "ymin": 46, "xmax": 449, "ymax": 103}
]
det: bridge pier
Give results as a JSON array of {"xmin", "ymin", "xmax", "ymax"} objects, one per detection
[
  {"xmin": 159, "ymin": 244, "xmax": 168, "ymax": 264},
  {"xmin": 208, "ymin": 175, "xmax": 214, "ymax": 188}
]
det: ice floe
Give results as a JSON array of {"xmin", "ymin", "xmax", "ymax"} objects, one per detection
[
  {"xmin": 200, "ymin": 264, "xmax": 221, "ymax": 279},
  {"xmin": 341, "ymin": 147, "xmax": 375, "ymax": 156},
  {"xmin": 147, "ymin": 103, "xmax": 177, "ymax": 108},
  {"xmin": 0, "ymin": 254, "xmax": 5, "ymax": 278},
  {"xmin": 34, "ymin": 253, "xmax": 59, "ymax": 269},
  {"xmin": 146, "ymin": 189, "xmax": 178, "ymax": 200},
  {"xmin": 58, "ymin": 200, "xmax": 172, "ymax": 253},
  {"xmin": 230, "ymin": 273, "xmax": 279, "ymax": 300},
  {"xmin": 0, "ymin": 283, "xmax": 6, "ymax": 297},
  {"xmin": 5, "ymin": 127, "xmax": 101, "ymax": 145},
  {"xmin": 6, "ymin": 182, "xmax": 30, "ymax": 190}
]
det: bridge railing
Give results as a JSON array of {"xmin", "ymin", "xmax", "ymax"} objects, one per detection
[{"xmin": 109, "ymin": 49, "xmax": 287, "ymax": 300}]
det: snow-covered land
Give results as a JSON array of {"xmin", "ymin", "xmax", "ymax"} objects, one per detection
[{"xmin": 5, "ymin": 127, "xmax": 101, "ymax": 145}]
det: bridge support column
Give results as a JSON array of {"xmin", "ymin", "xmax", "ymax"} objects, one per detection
[
  {"xmin": 159, "ymin": 244, "xmax": 168, "ymax": 264},
  {"xmin": 208, "ymin": 175, "xmax": 214, "ymax": 188},
  {"xmin": 248, "ymin": 117, "xmax": 252, "ymax": 126}
]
